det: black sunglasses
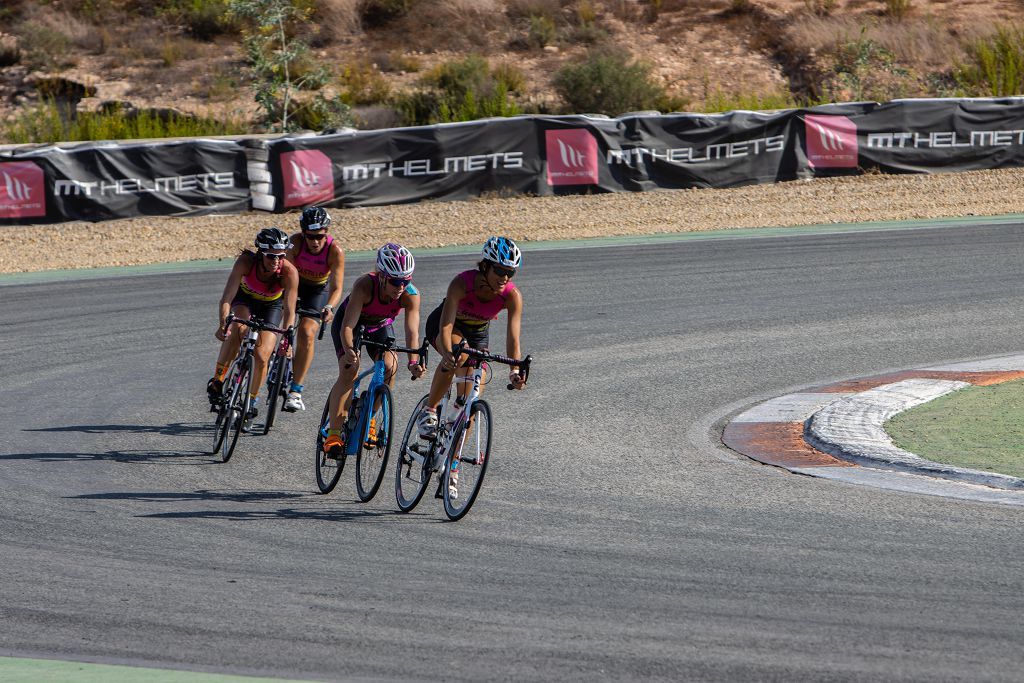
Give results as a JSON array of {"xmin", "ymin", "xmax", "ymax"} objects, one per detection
[
  {"xmin": 303, "ymin": 231, "xmax": 327, "ymax": 240},
  {"xmin": 491, "ymin": 264, "xmax": 516, "ymax": 278},
  {"xmin": 388, "ymin": 277, "xmax": 412, "ymax": 287}
]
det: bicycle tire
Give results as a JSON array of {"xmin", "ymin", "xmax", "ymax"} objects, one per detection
[
  {"xmin": 315, "ymin": 393, "xmax": 344, "ymax": 493},
  {"xmin": 210, "ymin": 365, "xmax": 237, "ymax": 454},
  {"xmin": 395, "ymin": 394, "xmax": 433, "ymax": 513},
  {"xmin": 355, "ymin": 384, "xmax": 393, "ymax": 502},
  {"xmin": 222, "ymin": 357, "xmax": 252, "ymax": 463},
  {"xmin": 442, "ymin": 399, "xmax": 492, "ymax": 521},
  {"xmin": 263, "ymin": 353, "xmax": 285, "ymax": 435}
]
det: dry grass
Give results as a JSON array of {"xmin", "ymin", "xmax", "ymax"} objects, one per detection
[{"xmin": 317, "ymin": 0, "xmax": 361, "ymax": 39}]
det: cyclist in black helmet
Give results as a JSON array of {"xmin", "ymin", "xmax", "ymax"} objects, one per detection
[
  {"xmin": 282, "ymin": 206, "xmax": 345, "ymax": 412},
  {"xmin": 207, "ymin": 227, "xmax": 299, "ymax": 423}
]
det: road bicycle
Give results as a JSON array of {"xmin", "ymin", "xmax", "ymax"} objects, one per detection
[
  {"xmin": 209, "ymin": 314, "xmax": 290, "ymax": 462},
  {"xmin": 263, "ymin": 308, "xmax": 325, "ymax": 435},
  {"xmin": 315, "ymin": 331, "xmax": 428, "ymax": 501},
  {"xmin": 395, "ymin": 342, "xmax": 531, "ymax": 521}
]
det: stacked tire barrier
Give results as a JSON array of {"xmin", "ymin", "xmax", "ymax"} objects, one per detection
[{"xmin": 3, "ymin": 97, "xmax": 1024, "ymax": 224}]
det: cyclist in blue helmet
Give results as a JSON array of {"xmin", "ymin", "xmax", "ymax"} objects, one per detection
[{"xmin": 416, "ymin": 236, "xmax": 527, "ymax": 440}]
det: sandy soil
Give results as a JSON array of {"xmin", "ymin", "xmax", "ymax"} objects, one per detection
[{"xmin": 3, "ymin": 167, "xmax": 1023, "ymax": 274}]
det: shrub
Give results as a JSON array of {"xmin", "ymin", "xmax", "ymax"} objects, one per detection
[
  {"xmin": 553, "ymin": 47, "xmax": 667, "ymax": 116},
  {"xmin": 0, "ymin": 35, "xmax": 20, "ymax": 67},
  {"xmin": 17, "ymin": 22, "xmax": 72, "ymax": 70},
  {"xmin": 393, "ymin": 55, "xmax": 523, "ymax": 125},
  {"xmin": 955, "ymin": 24, "xmax": 1024, "ymax": 97},
  {"xmin": 803, "ymin": 0, "xmax": 836, "ymax": 16},
  {"xmin": 883, "ymin": 0, "xmax": 912, "ymax": 21},
  {"xmin": 157, "ymin": 0, "xmax": 239, "ymax": 40},
  {"xmin": 528, "ymin": 14, "xmax": 557, "ymax": 48},
  {"xmin": 1, "ymin": 99, "xmax": 251, "ymax": 144},
  {"xmin": 702, "ymin": 88, "xmax": 806, "ymax": 113},
  {"xmin": 339, "ymin": 60, "xmax": 392, "ymax": 105},
  {"xmin": 360, "ymin": 0, "xmax": 414, "ymax": 28}
]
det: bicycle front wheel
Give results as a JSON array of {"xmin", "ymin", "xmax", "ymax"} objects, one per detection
[
  {"xmin": 443, "ymin": 399, "xmax": 492, "ymax": 521},
  {"xmin": 222, "ymin": 359, "xmax": 252, "ymax": 463},
  {"xmin": 210, "ymin": 366, "xmax": 237, "ymax": 454},
  {"xmin": 355, "ymin": 384, "xmax": 393, "ymax": 502},
  {"xmin": 395, "ymin": 394, "xmax": 432, "ymax": 512},
  {"xmin": 315, "ymin": 393, "xmax": 344, "ymax": 493},
  {"xmin": 263, "ymin": 354, "xmax": 285, "ymax": 435}
]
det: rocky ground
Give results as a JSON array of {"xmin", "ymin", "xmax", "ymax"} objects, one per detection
[{"xmin": 3, "ymin": 167, "xmax": 1023, "ymax": 274}]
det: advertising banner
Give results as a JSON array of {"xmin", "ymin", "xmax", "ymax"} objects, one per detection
[{"xmin": 0, "ymin": 139, "xmax": 249, "ymax": 224}]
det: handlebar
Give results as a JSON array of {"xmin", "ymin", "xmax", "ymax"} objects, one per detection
[
  {"xmin": 357, "ymin": 337, "xmax": 430, "ymax": 378},
  {"xmin": 295, "ymin": 307, "xmax": 327, "ymax": 340},
  {"xmin": 224, "ymin": 313, "xmax": 290, "ymax": 336},
  {"xmin": 452, "ymin": 341, "xmax": 531, "ymax": 390}
]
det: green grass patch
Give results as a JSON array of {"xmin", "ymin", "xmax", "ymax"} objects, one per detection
[
  {"xmin": 886, "ymin": 378, "xmax": 1024, "ymax": 479},
  {"xmin": 1, "ymin": 99, "xmax": 251, "ymax": 144}
]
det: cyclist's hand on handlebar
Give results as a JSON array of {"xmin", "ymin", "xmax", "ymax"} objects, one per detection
[
  {"xmin": 408, "ymin": 361, "xmax": 426, "ymax": 380},
  {"xmin": 508, "ymin": 370, "xmax": 526, "ymax": 390},
  {"xmin": 215, "ymin": 317, "xmax": 231, "ymax": 341},
  {"xmin": 439, "ymin": 350, "xmax": 457, "ymax": 372},
  {"xmin": 342, "ymin": 345, "xmax": 359, "ymax": 367},
  {"xmin": 320, "ymin": 306, "xmax": 334, "ymax": 324}
]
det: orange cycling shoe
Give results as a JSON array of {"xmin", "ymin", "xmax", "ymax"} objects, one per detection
[{"xmin": 323, "ymin": 433, "xmax": 345, "ymax": 459}]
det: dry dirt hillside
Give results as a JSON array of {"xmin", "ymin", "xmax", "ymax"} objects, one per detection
[{"xmin": 2, "ymin": 0, "xmax": 1024, "ymax": 131}]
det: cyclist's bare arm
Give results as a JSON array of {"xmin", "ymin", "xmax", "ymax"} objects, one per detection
[
  {"xmin": 325, "ymin": 243, "xmax": 346, "ymax": 322},
  {"xmin": 401, "ymin": 289, "xmax": 423, "ymax": 376},
  {"xmin": 217, "ymin": 256, "xmax": 249, "ymax": 334},
  {"xmin": 279, "ymin": 260, "xmax": 300, "ymax": 332},
  {"xmin": 438, "ymin": 275, "xmax": 468, "ymax": 367},
  {"xmin": 504, "ymin": 288, "xmax": 525, "ymax": 389},
  {"xmin": 340, "ymin": 275, "xmax": 372, "ymax": 359}
]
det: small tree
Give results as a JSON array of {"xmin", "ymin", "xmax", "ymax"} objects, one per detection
[
  {"xmin": 554, "ymin": 47, "xmax": 666, "ymax": 116},
  {"xmin": 228, "ymin": 0, "xmax": 351, "ymax": 132}
]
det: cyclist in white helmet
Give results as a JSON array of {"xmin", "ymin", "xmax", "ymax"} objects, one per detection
[
  {"xmin": 207, "ymin": 227, "xmax": 299, "ymax": 424},
  {"xmin": 416, "ymin": 236, "xmax": 526, "ymax": 441},
  {"xmin": 322, "ymin": 243, "xmax": 425, "ymax": 458}
]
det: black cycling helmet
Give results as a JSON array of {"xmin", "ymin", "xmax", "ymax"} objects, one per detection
[
  {"xmin": 255, "ymin": 227, "xmax": 289, "ymax": 251},
  {"xmin": 300, "ymin": 206, "xmax": 331, "ymax": 232}
]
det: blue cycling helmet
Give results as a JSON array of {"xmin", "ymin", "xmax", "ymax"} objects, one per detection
[{"xmin": 481, "ymin": 236, "xmax": 521, "ymax": 269}]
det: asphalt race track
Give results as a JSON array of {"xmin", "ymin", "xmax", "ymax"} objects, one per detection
[{"xmin": 2, "ymin": 222, "xmax": 1023, "ymax": 681}]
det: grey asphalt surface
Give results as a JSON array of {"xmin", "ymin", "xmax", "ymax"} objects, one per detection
[{"xmin": 2, "ymin": 222, "xmax": 1024, "ymax": 681}]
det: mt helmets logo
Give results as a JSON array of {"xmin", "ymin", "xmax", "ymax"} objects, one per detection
[
  {"xmin": 0, "ymin": 161, "xmax": 45, "ymax": 219},
  {"xmin": 805, "ymin": 115, "xmax": 858, "ymax": 168},
  {"xmin": 281, "ymin": 150, "xmax": 334, "ymax": 208},
  {"xmin": 546, "ymin": 129, "xmax": 600, "ymax": 186}
]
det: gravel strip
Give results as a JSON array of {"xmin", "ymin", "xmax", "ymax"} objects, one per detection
[{"xmin": 3, "ymin": 167, "xmax": 1023, "ymax": 274}]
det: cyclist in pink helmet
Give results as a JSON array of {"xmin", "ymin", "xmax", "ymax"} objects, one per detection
[{"xmin": 322, "ymin": 243, "xmax": 425, "ymax": 457}]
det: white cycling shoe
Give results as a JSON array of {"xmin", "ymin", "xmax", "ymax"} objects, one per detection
[
  {"xmin": 416, "ymin": 409, "xmax": 438, "ymax": 440},
  {"xmin": 283, "ymin": 391, "xmax": 305, "ymax": 412}
]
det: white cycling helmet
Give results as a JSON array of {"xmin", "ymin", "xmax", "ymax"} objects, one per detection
[
  {"xmin": 481, "ymin": 236, "xmax": 522, "ymax": 269},
  {"xmin": 376, "ymin": 242, "xmax": 415, "ymax": 278}
]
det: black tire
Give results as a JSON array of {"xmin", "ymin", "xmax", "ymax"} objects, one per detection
[
  {"xmin": 263, "ymin": 353, "xmax": 285, "ymax": 435},
  {"xmin": 222, "ymin": 358, "xmax": 252, "ymax": 463},
  {"xmin": 355, "ymin": 384, "xmax": 393, "ymax": 502},
  {"xmin": 395, "ymin": 394, "xmax": 432, "ymax": 513},
  {"xmin": 210, "ymin": 365, "xmax": 237, "ymax": 455},
  {"xmin": 443, "ymin": 399, "xmax": 492, "ymax": 521},
  {"xmin": 315, "ymin": 392, "xmax": 344, "ymax": 493}
]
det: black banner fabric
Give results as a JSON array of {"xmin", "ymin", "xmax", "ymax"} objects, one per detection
[
  {"xmin": 0, "ymin": 139, "xmax": 249, "ymax": 224},
  {"xmin": 5, "ymin": 98, "xmax": 1024, "ymax": 224},
  {"xmin": 267, "ymin": 118, "xmax": 541, "ymax": 210}
]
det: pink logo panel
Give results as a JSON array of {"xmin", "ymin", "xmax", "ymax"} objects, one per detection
[
  {"xmin": 281, "ymin": 149, "xmax": 335, "ymax": 208},
  {"xmin": 546, "ymin": 129, "xmax": 599, "ymax": 186},
  {"xmin": 0, "ymin": 161, "xmax": 46, "ymax": 218},
  {"xmin": 805, "ymin": 115, "xmax": 858, "ymax": 168}
]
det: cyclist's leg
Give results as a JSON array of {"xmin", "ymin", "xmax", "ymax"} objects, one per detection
[
  {"xmin": 248, "ymin": 299, "xmax": 283, "ymax": 412},
  {"xmin": 327, "ymin": 306, "xmax": 359, "ymax": 433},
  {"xmin": 209, "ymin": 300, "xmax": 250, "ymax": 399},
  {"xmin": 291, "ymin": 282, "xmax": 327, "ymax": 394}
]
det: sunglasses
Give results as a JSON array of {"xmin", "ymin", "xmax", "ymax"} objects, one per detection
[
  {"xmin": 264, "ymin": 252, "xmax": 286, "ymax": 260},
  {"xmin": 388, "ymin": 277, "xmax": 412, "ymax": 287},
  {"xmin": 303, "ymin": 231, "xmax": 327, "ymax": 240},
  {"xmin": 491, "ymin": 264, "xmax": 516, "ymax": 278}
]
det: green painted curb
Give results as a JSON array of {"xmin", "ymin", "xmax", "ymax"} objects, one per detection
[
  {"xmin": 3, "ymin": 212, "xmax": 1023, "ymax": 287},
  {"xmin": 0, "ymin": 656, "xmax": 312, "ymax": 683}
]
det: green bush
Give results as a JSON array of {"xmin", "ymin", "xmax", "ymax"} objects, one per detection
[
  {"xmin": 1, "ymin": 99, "xmax": 251, "ymax": 144},
  {"xmin": 955, "ymin": 24, "xmax": 1024, "ymax": 97},
  {"xmin": 17, "ymin": 22, "xmax": 72, "ymax": 70},
  {"xmin": 553, "ymin": 47, "xmax": 668, "ymax": 116},
  {"xmin": 528, "ymin": 14, "xmax": 556, "ymax": 48},
  {"xmin": 339, "ymin": 60, "xmax": 392, "ymax": 105},
  {"xmin": 393, "ymin": 55, "xmax": 523, "ymax": 126},
  {"xmin": 158, "ymin": 0, "xmax": 239, "ymax": 40}
]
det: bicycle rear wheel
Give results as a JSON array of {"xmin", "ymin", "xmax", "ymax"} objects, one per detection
[
  {"xmin": 443, "ymin": 399, "xmax": 492, "ymax": 521},
  {"xmin": 395, "ymin": 394, "xmax": 432, "ymax": 512},
  {"xmin": 210, "ymin": 366, "xmax": 237, "ymax": 454},
  {"xmin": 315, "ymin": 393, "xmax": 344, "ymax": 493},
  {"xmin": 355, "ymin": 384, "xmax": 393, "ymax": 502},
  {"xmin": 222, "ymin": 359, "xmax": 252, "ymax": 463},
  {"xmin": 263, "ymin": 353, "xmax": 285, "ymax": 435}
]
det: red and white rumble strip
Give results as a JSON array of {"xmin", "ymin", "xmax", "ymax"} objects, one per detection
[{"xmin": 722, "ymin": 354, "xmax": 1024, "ymax": 506}]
